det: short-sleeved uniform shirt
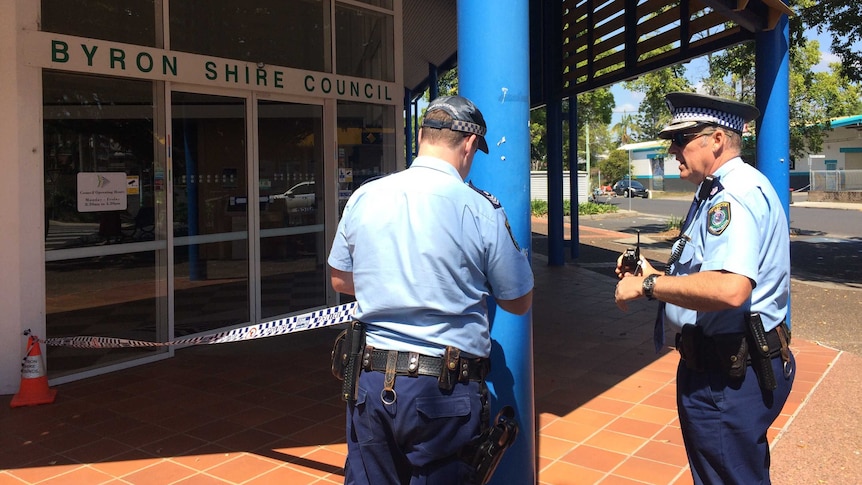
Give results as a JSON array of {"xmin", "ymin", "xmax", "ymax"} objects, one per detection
[
  {"xmin": 664, "ymin": 157, "xmax": 790, "ymax": 335},
  {"xmin": 327, "ymin": 156, "xmax": 534, "ymax": 358}
]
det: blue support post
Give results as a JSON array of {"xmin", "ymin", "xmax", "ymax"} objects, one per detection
[
  {"xmin": 755, "ymin": 14, "xmax": 791, "ymax": 327},
  {"xmin": 568, "ymin": 100, "xmax": 580, "ymax": 259},
  {"xmin": 756, "ymin": 18, "xmax": 791, "ymax": 213},
  {"xmin": 544, "ymin": 0, "xmax": 565, "ymax": 266},
  {"xmin": 429, "ymin": 63, "xmax": 439, "ymax": 101},
  {"xmin": 547, "ymin": 98, "xmax": 565, "ymax": 266},
  {"xmin": 404, "ymin": 88, "xmax": 413, "ymax": 163},
  {"xmin": 458, "ymin": 1, "xmax": 535, "ymax": 484}
]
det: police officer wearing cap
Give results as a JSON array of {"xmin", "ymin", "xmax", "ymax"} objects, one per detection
[
  {"xmin": 614, "ymin": 92, "xmax": 794, "ymax": 484},
  {"xmin": 328, "ymin": 95, "xmax": 534, "ymax": 484}
]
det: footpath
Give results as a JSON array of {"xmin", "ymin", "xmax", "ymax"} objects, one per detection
[{"xmin": 532, "ymin": 215, "xmax": 862, "ymax": 484}]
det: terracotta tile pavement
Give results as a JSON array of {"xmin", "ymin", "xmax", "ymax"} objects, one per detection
[{"xmin": 0, "ymin": 232, "xmax": 841, "ymax": 484}]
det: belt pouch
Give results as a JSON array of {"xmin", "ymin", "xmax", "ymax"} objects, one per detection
[
  {"xmin": 331, "ymin": 329, "xmax": 348, "ymax": 380},
  {"xmin": 712, "ymin": 333, "xmax": 748, "ymax": 379},
  {"xmin": 439, "ymin": 346, "xmax": 460, "ymax": 390},
  {"xmin": 340, "ymin": 321, "xmax": 366, "ymax": 403},
  {"xmin": 679, "ymin": 324, "xmax": 704, "ymax": 372},
  {"xmin": 747, "ymin": 313, "xmax": 777, "ymax": 391}
]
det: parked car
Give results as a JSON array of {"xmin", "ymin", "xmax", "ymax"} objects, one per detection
[{"xmin": 613, "ymin": 179, "xmax": 649, "ymax": 198}]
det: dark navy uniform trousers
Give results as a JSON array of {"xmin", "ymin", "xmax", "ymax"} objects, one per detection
[
  {"xmin": 344, "ymin": 371, "xmax": 483, "ymax": 485},
  {"xmin": 677, "ymin": 351, "xmax": 795, "ymax": 485}
]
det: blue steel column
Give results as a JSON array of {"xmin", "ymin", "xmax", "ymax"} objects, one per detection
[
  {"xmin": 755, "ymin": 13, "xmax": 791, "ymax": 327},
  {"xmin": 404, "ymin": 88, "xmax": 413, "ymax": 163},
  {"xmin": 458, "ymin": 1, "xmax": 535, "ymax": 484},
  {"xmin": 428, "ymin": 63, "xmax": 439, "ymax": 101},
  {"xmin": 755, "ymin": 18, "xmax": 791, "ymax": 212},
  {"xmin": 544, "ymin": 1, "xmax": 565, "ymax": 266},
  {"xmin": 568, "ymin": 100, "xmax": 580, "ymax": 259}
]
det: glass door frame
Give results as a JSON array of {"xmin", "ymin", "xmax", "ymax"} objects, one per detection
[{"xmin": 167, "ymin": 83, "xmax": 334, "ymax": 336}]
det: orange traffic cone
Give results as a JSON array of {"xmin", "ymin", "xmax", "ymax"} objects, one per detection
[{"xmin": 10, "ymin": 335, "xmax": 57, "ymax": 408}]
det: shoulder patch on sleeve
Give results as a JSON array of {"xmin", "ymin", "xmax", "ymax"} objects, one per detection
[
  {"xmin": 468, "ymin": 181, "xmax": 501, "ymax": 209},
  {"xmin": 707, "ymin": 201, "xmax": 731, "ymax": 235}
]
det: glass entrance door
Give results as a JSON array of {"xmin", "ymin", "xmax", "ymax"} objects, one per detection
[
  {"xmin": 171, "ymin": 92, "xmax": 249, "ymax": 335},
  {"xmin": 171, "ymin": 93, "xmax": 327, "ymax": 337},
  {"xmin": 256, "ymin": 101, "xmax": 326, "ymax": 318}
]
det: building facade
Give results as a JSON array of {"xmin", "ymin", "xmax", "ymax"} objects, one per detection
[
  {"xmin": 1, "ymin": 0, "xmax": 403, "ymax": 393},
  {"xmin": 620, "ymin": 116, "xmax": 862, "ymax": 194}
]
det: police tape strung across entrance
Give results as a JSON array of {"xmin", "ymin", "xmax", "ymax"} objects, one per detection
[{"xmin": 42, "ymin": 302, "xmax": 358, "ymax": 349}]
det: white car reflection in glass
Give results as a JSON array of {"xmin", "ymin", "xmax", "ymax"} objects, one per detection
[{"xmin": 272, "ymin": 181, "xmax": 315, "ymax": 210}]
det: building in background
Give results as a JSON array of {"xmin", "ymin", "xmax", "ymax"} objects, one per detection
[
  {"xmin": 618, "ymin": 115, "xmax": 862, "ymax": 194},
  {"xmin": 1, "ymin": 0, "xmax": 401, "ymax": 392}
]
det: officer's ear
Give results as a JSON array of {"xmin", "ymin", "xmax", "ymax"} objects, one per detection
[{"xmin": 464, "ymin": 133, "xmax": 479, "ymax": 155}]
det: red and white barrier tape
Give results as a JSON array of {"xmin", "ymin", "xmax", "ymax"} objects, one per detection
[{"xmin": 42, "ymin": 302, "xmax": 357, "ymax": 349}]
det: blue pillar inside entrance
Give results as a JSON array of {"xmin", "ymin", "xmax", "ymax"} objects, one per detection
[
  {"xmin": 458, "ymin": 2, "xmax": 535, "ymax": 484},
  {"xmin": 755, "ymin": 14, "xmax": 791, "ymax": 327}
]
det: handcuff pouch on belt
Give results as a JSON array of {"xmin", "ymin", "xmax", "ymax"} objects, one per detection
[
  {"xmin": 330, "ymin": 320, "xmax": 366, "ymax": 403},
  {"xmin": 677, "ymin": 324, "xmax": 747, "ymax": 380},
  {"xmin": 460, "ymin": 405, "xmax": 519, "ymax": 485}
]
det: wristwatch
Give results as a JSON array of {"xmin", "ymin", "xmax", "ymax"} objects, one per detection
[{"xmin": 642, "ymin": 274, "xmax": 660, "ymax": 300}]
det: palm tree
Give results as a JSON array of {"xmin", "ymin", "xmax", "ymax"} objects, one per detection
[{"xmin": 612, "ymin": 113, "xmax": 640, "ymax": 145}]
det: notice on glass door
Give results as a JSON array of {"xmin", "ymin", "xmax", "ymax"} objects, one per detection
[{"xmin": 77, "ymin": 172, "xmax": 128, "ymax": 212}]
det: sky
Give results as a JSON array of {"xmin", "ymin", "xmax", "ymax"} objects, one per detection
[{"xmin": 609, "ymin": 28, "xmax": 854, "ymax": 125}]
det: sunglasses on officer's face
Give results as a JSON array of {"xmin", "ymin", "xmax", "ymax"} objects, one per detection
[{"xmin": 671, "ymin": 131, "xmax": 712, "ymax": 147}]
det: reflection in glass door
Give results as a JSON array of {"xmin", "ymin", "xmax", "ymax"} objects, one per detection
[
  {"xmin": 257, "ymin": 101, "xmax": 326, "ymax": 318},
  {"xmin": 171, "ymin": 92, "xmax": 249, "ymax": 335}
]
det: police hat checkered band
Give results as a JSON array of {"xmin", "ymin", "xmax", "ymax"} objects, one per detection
[
  {"xmin": 450, "ymin": 119, "xmax": 487, "ymax": 137},
  {"xmin": 661, "ymin": 92, "xmax": 760, "ymax": 138},
  {"xmin": 421, "ymin": 118, "xmax": 486, "ymax": 137},
  {"xmin": 669, "ymin": 106, "xmax": 745, "ymax": 133}
]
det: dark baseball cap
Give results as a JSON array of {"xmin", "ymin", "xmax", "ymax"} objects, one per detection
[
  {"xmin": 421, "ymin": 95, "xmax": 489, "ymax": 153},
  {"xmin": 658, "ymin": 92, "xmax": 760, "ymax": 138}
]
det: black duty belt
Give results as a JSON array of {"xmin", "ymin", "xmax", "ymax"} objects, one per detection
[
  {"xmin": 675, "ymin": 321, "xmax": 790, "ymax": 372},
  {"xmin": 365, "ymin": 349, "xmax": 489, "ymax": 382}
]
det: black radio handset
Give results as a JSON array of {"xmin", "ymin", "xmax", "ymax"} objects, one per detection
[{"xmin": 621, "ymin": 230, "xmax": 642, "ymax": 275}]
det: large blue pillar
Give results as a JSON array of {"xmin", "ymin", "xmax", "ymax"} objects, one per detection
[
  {"xmin": 755, "ymin": 18, "xmax": 791, "ymax": 213},
  {"xmin": 458, "ymin": 1, "xmax": 535, "ymax": 483},
  {"xmin": 755, "ymin": 14, "xmax": 791, "ymax": 326}
]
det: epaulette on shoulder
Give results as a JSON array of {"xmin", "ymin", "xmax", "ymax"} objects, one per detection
[{"xmin": 468, "ymin": 181, "xmax": 501, "ymax": 209}]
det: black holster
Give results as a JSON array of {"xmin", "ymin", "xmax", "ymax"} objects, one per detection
[
  {"xmin": 461, "ymin": 406, "xmax": 519, "ymax": 485},
  {"xmin": 331, "ymin": 321, "xmax": 366, "ymax": 403},
  {"xmin": 746, "ymin": 313, "xmax": 777, "ymax": 391}
]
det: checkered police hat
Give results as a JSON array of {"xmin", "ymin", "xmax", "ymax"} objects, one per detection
[
  {"xmin": 422, "ymin": 95, "xmax": 489, "ymax": 153},
  {"xmin": 658, "ymin": 92, "xmax": 760, "ymax": 139}
]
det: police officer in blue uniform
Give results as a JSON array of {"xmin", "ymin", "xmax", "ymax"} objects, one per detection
[
  {"xmin": 614, "ymin": 92, "xmax": 794, "ymax": 484},
  {"xmin": 328, "ymin": 95, "xmax": 534, "ymax": 485}
]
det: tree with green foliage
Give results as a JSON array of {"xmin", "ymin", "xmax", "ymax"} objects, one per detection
[
  {"xmin": 611, "ymin": 112, "xmax": 641, "ymax": 145},
  {"xmin": 623, "ymin": 66, "xmax": 692, "ymax": 140},
  {"xmin": 794, "ymin": 0, "xmax": 862, "ymax": 83},
  {"xmin": 576, "ymin": 89, "xmax": 615, "ymax": 173},
  {"xmin": 700, "ymin": 36, "xmax": 862, "ymax": 161},
  {"xmin": 598, "ymin": 149, "xmax": 631, "ymax": 186}
]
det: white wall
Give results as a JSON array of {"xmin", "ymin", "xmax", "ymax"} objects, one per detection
[
  {"xmin": 1, "ymin": 0, "xmax": 44, "ymax": 395},
  {"xmin": 530, "ymin": 171, "xmax": 588, "ymax": 204}
]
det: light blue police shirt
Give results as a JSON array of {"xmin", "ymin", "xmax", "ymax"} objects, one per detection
[
  {"xmin": 327, "ymin": 156, "xmax": 534, "ymax": 358},
  {"xmin": 664, "ymin": 157, "xmax": 790, "ymax": 335}
]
